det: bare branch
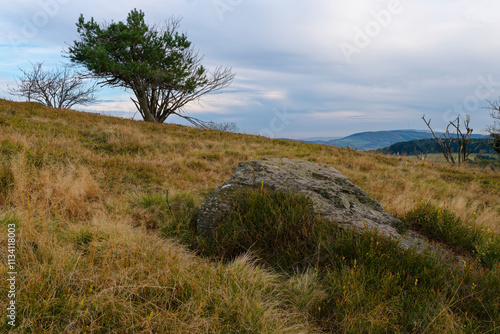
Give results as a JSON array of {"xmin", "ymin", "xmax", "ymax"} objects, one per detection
[
  {"xmin": 7, "ymin": 62, "xmax": 99, "ymax": 109},
  {"xmin": 422, "ymin": 114, "xmax": 477, "ymax": 164},
  {"xmin": 422, "ymin": 115, "xmax": 455, "ymax": 164}
]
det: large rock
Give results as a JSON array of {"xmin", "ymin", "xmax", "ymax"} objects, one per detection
[{"xmin": 197, "ymin": 158, "xmax": 442, "ymax": 254}]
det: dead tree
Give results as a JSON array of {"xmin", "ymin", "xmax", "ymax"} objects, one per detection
[
  {"xmin": 422, "ymin": 115, "xmax": 455, "ymax": 164},
  {"xmin": 414, "ymin": 147, "xmax": 429, "ymax": 161},
  {"xmin": 422, "ymin": 114, "xmax": 476, "ymax": 164},
  {"xmin": 449, "ymin": 115, "xmax": 475, "ymax": 163}
]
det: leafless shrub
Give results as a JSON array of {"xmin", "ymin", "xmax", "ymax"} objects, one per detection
[
  {"xmin": 422, "ymin": 114, "xmax": 476, "ymax": 164},
  {"xmin": 8, "ymin": 61, "xmax": 99, "ymax": 109}
]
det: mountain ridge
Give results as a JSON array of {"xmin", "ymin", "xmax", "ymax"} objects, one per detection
[{"xmin": 300, "ymin": 130, "xmax": 488, "ymax": 151}]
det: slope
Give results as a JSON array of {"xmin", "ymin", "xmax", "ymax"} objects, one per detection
[{"xmin": 0, "ymin": 99, "xmax": 499, "ymax": 333}]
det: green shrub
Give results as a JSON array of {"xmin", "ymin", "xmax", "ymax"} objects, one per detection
[
  {"xmin": 399, "ymin": 202, "xmax": 500, "ymax": 269},
  {"xmin": 201, "ymin": 187, "xmax": 331, "ymax": 271},
  {"xmin": 130, "ymin": 191, "xmax": 199, "ymax": 242},
  {"xmin": 191, "ymin": 189, "xmax": 500, "ymax": 332}
]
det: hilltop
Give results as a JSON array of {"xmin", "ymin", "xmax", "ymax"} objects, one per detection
[{"xmin": 0, "ymin": 99, "xmax": 499, "ymax": 333}]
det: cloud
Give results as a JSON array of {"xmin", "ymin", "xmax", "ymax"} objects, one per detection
[{"xmin": 1, "ymin": 0, "xmax": 500, "ymax": 137}]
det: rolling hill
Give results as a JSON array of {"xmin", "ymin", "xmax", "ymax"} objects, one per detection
[{"xmin": 302, "ymin": 130, "xmax": 487, "ymax": 151}]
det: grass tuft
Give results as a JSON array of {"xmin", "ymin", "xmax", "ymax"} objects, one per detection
[
  {"xmin": 199, "ymin": 187, "xmax": 323, "ymax": 271},
  {"xmin": 400, "ymin": 201, "xmax": 500, "ymax": 269}
]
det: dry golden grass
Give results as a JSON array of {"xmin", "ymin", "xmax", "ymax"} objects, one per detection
[
  {"xmin": 0, "ymin": 99, "xmax": 498, "ymax": 332},
  {"xmin": 0, "ymin": 99, "xmax": 497, "ymax": 233},
  {"xmin": 0, "ymin": 154, "xmax": 312, "ymax": 332}
]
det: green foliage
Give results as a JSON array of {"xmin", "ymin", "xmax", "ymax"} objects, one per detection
[
  {"xmin": 399, "ymin": 201, "xmax": 500, "ymax": 269},
  {"xmin": 69, "ymin": 9, "xmax": 195, "ymax": 90},
  {"xmin": 68, "ymin": 9, "xmax": 233, "ymax": 123},
  {"xmin": 378, "ymin": 138, "xmax": 495, "ymax": 156},
  {"xmin": 491, "ymin": 133, "xmax": 500, "ymax": 155},
  {"xmin": 182, "ymin": 188, "xmax": 500, "ymax": 332},
  {"xmin": 473, "ymin": 154, "xmax": 500, "ymax": 170}
]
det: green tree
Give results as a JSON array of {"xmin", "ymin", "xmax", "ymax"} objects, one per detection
[{"xmin": 67, "ymin": 9, "xmax": 234, "ymax": 123}]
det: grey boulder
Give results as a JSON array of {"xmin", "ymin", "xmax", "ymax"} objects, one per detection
[{"xmin": 197, "ymin": 158, "xmax": 448, "ymax": 255}]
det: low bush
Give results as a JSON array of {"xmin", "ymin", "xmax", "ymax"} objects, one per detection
[
  {"xmin": 400, "ymin": 201, "xmax": 500, "ymax": 269},
  {"xmin": 183, "ymin": 188, "xmax": 500, "ymax": 333},
  {"xmin": 200, "ymin": 187, "xmax": 328, "ymax": 271}
]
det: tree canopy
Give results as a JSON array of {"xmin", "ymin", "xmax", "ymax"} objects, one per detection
[{"xmin": 67, "ymin": 9, "xmax": 234, "ymax": 123}]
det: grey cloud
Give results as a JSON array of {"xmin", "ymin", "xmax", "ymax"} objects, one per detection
[{"xmin": 1, "ymin": 0, "xmax": 500, "ymax": 137}]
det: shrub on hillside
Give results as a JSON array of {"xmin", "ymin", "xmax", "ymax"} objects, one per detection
[
  {"xmin": 191, "ymin": 188, "xmax": 500, "ymax": 332},
  {"xmin": 399, "ymin": 201, "xmax": 500, "ymax": 269},
  {"xmin": 201, "ymin": 187, "xmax": 328, "ymax": 270}
]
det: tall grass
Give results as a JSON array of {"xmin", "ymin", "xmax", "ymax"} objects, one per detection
[
  {"xmin": 0, "ymin": 99, "xmax": 499, "ymax": 332},
  {"xmin": 0, "ymin": 158, "xmax": 310, "ymax": 333},
  {"xmin": 0, "ymin": 99, "xmax": 498, "ymax": 233},
  {"xmin": 399, "ymin": 201, "xmax": 500, "ymax": 269},
  {"xmin": 186, "ymin": 187, "xmax": 500, "ymax": 333}
]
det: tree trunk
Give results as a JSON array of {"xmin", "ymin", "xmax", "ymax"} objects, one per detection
[{"xmin": 135, "ymin": 88, "xmax": 156, "ymax": 122}]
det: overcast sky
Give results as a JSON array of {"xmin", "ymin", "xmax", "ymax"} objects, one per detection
[{"xmin": 1, "ymin": 0, "xmax": 500, "ymax": 139}]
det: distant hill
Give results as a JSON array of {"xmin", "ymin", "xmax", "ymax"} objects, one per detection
[
  {"xmin": 300, "ymin": 130, "xmax": 487, "ymax": 151},
  {"xmin": 377, "ymin": 138, "xmax": 496, "ymax": 156},
  {"xmin": 300, "ymin": 136, "xmax": 342, "ymax": 142}
]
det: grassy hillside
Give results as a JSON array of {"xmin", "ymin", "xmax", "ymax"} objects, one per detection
[{"xmin": 0, "ymin": 99, "xmax": 499, "ymax": 333}]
